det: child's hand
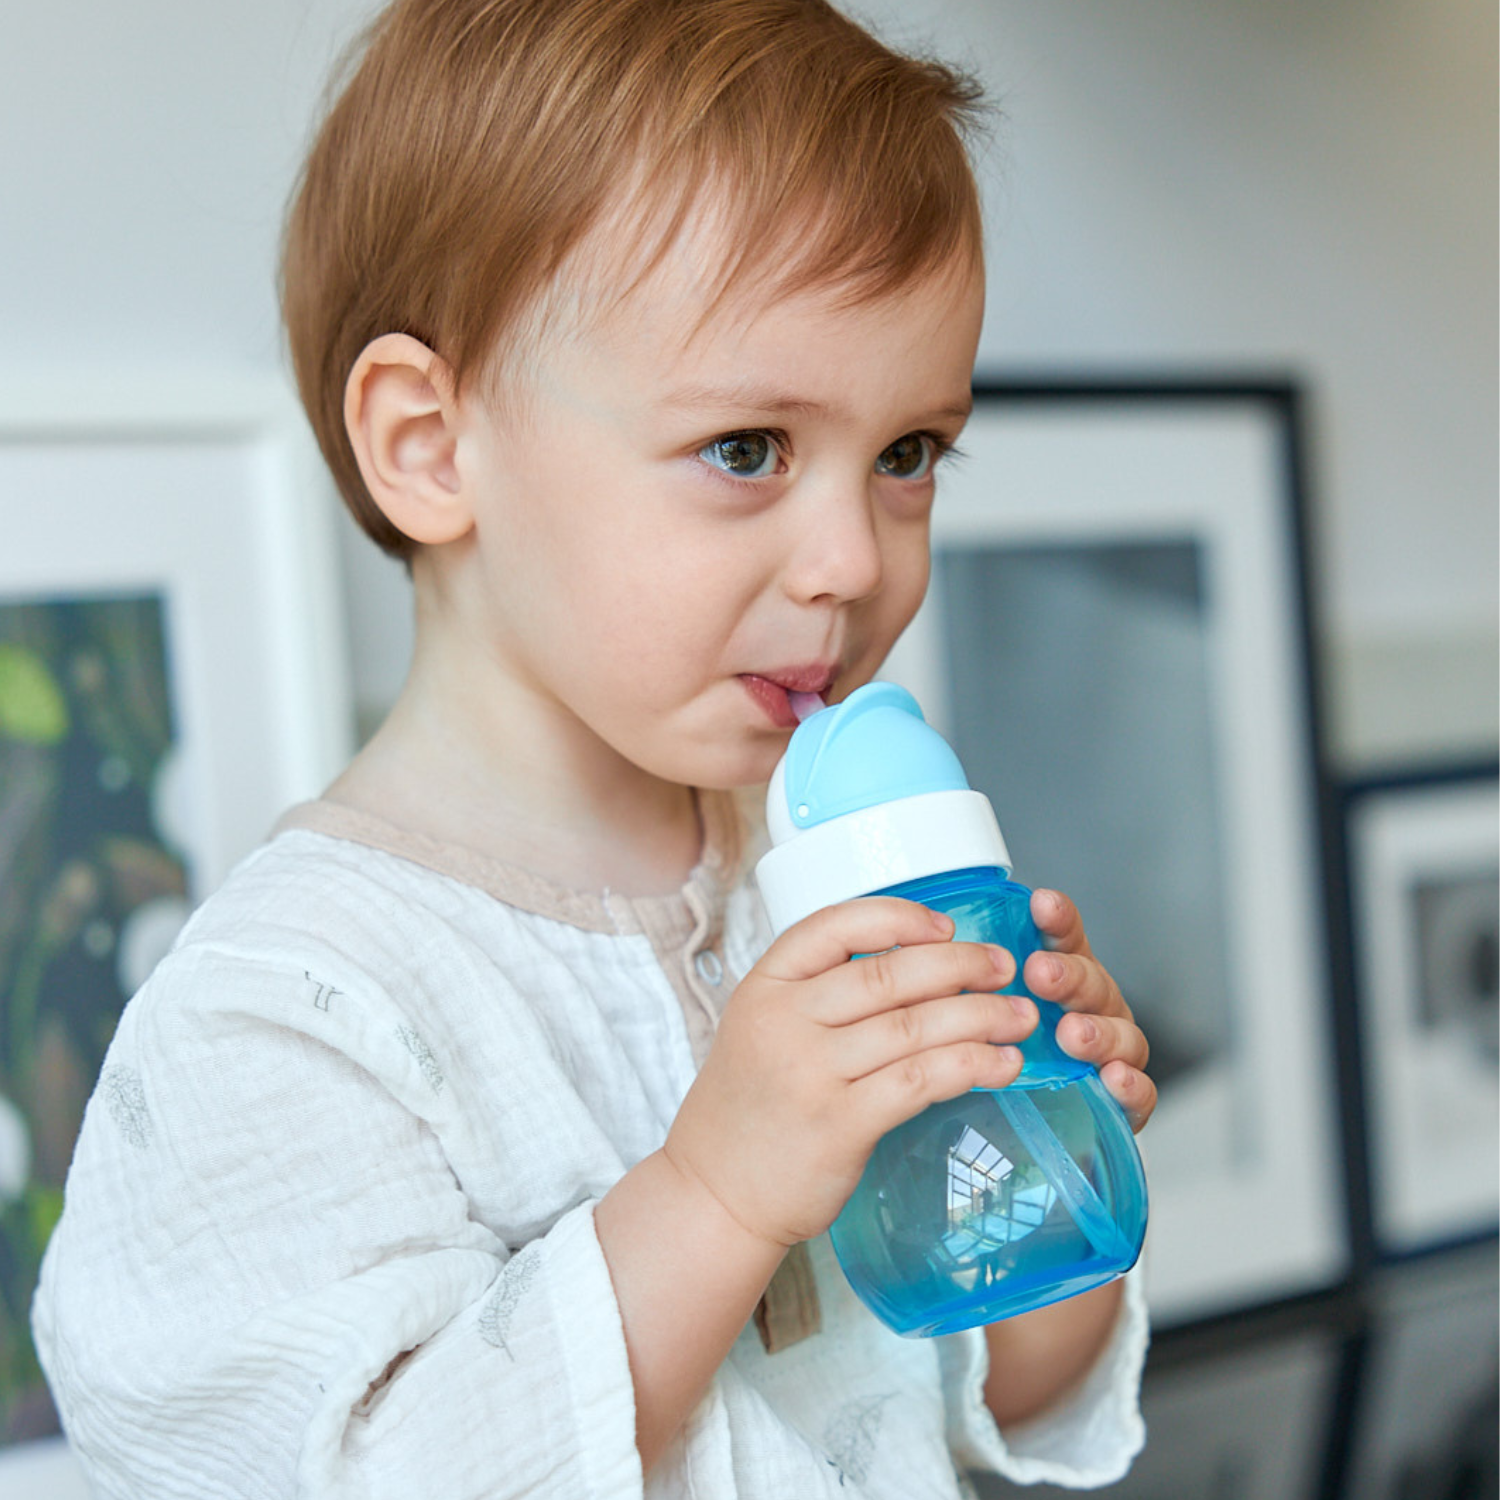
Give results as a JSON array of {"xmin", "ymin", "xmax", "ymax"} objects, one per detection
[
  {"xmin": 1023, "ymin": 887, "xmax": 1157, "ymax": 1134},
  {"xmin": 662, "ymin": 897, "xmax": 1039, "ymax": 1250}
]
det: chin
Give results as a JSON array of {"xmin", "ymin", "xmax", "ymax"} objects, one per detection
[{"xmin": 673, "ymin": 735, "xmax": 786, "ymax": 793}]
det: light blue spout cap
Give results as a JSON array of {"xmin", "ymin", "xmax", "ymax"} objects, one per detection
[
  {"xmin": 777, "ymin": 682, "xmax": 970, "ymax": 832},
  {"xmin": 758, "ymin": 682, "xmax": 1012, "ymax": 932}
]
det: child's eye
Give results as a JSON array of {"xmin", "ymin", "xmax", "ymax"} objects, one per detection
[
  {"xmin": 697, "ymin": 431, "xmax": 781, "ymax": 479},
  {"xmin": 874, "ymin": 433, "xmax": 938, "ymax": 481}
]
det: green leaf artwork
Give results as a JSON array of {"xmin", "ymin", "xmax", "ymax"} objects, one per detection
[
  {"xmin": 0, "ymin": 646, "xmax": 69, "ymax": 746},
  {"xmin": 0, "ymin": 595, "xmax": 188, "ymax": 1444}
]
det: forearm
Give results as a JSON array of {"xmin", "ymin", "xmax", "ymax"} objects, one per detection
[
  {"xmin": 982, "ymin": 1279, "xmax": 1123, "ymax": 1430},
  {"xmin": 594, "ymin": 1149, "xmax": 786, "ymax": 1473}
]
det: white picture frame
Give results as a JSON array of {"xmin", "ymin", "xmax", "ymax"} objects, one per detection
[
  {"xmin": 0, "ymin": 375, "xmax": 354, "ymax": 1488},
  {"xmin": 1343, "ymin": 768, "xmax": 1499, "ymax": 1256},
  {"xmin": 0, "ymin": 375, "xmax": 353, "ymax": 898},
  {"xmin": 882, "ymin": 382, "xmax": 1348, "ymax": 1326}
]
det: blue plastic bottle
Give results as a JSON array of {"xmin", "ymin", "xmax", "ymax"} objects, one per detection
[{"xmin": 755, "ymin": 682, "xmax": 1148, "ymax": 1338}]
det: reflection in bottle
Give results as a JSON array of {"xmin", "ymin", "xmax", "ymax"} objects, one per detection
[{"xmin": 941, "ymin": 1121, "xmax": 1057, "ymax": 1265}]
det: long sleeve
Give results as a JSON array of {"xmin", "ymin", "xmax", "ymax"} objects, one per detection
[
  {"xmin": 34, "ymin": 941, "xmax": 644, "ymax": 1499},
  {"xmin": 938, "ymin": 1267, "xmax": 1149, "ymax": 1488}
]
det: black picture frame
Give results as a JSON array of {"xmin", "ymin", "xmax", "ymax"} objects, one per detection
[
  {"xmin": 882, "ymin": 378, "xmax": 1351, "ymax": 1325},
  {"xmin": 1335, "ymin": 762, "xmax": 1499, "ymax": 1264}
]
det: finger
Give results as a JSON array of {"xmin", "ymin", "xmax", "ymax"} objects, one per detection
[
  {"xmin": 815, "ymin": 937, "xmax": 1020, "ymax": 1026},
  {"xmin": 852, "ymin": 1040, "xmax": 1025, "ymax": 1135},
  {"xmin": 760, "ymin": 896, "xmax": 954, "ymax": 982},
  {"xmin": 835, "ymin": 988, "xmax": 1038, "ymax": 1080},
  {"xmin": 1023, "ymin": 948, "xmax": 1132, "ymax": 1022},
  {"xmin": 1098, "ymin": 1059, "xmax": 1158, "ymax": 1135},
  {"xmin": 1053, "ymin": 1010, "xmax": 1150, "ymax": 1073},
  {"xmin": 1029, "ymin": 887, "xmax": 1096, "ymax": 959}
]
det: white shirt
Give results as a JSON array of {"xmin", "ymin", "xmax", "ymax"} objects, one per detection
[{"xmin": 35, "ymin": 793, "xmax": 1147, "ymax": 1498}]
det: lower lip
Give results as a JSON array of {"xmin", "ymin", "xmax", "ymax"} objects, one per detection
[{"xmin": 740, "ymin": 675, "xmax": 802, "ymax": 729}]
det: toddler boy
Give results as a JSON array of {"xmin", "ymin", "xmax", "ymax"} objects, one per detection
[{"xmin": 35, "ymin": 2, "xmax": 1154, "ymax": 1494}]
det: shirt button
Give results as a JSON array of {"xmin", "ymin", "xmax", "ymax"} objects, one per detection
[{"xmin": 693, "ymin": 949, "xmax": 724, "ymax": 986}]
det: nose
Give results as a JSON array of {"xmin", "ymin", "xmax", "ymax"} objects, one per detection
[{"xmin": 782, "ymin": 477, "xmax": 886, "ymax": 607}]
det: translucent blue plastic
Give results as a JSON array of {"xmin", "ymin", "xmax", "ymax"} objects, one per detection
[{"xmin": 829, "ymin": 866, "xmax": 1149, "ymax": 1338}]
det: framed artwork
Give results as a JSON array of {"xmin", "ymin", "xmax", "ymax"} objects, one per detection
[
  {"xmin": 0, "ymin": 378, "xmax": 353, "ymax": 1480},
  {"xmin": 1341, "ymin": 765, "xmax": 1499, "ymax": 1257},
  {"xmin": 882, "ymin": 381, "xmax": 1348, "ymax": 1325}
]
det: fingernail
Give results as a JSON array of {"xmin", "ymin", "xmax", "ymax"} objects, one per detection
[
  {"xmin": 986, "ymin": 944, "xmax": 1013, "ymax": 976},
  {"xmin": 1075, "ymin": 1018, "xmax": 1098, "ymax": 1047},
  {"xmin": 1037, "ymin": 954, "xmax": 1064, "ymax": 985},
  {"xmin": 1008, "ymin": 993, "xmax": 1034, "ymax": 1020}
]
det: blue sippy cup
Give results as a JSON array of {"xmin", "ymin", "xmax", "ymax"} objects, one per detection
[{"xmin": 755, "ymin": 682, "xmax": 1148, "ymax": 1337}]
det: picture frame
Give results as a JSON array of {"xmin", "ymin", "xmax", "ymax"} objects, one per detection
[
  {"xmin": 1340, "ymin": 764, "xmax": 1499, "ymax": 1259},
  {"xmin": 0, "ymin": 376, "xmax": 354, "ymax": 1484},
  {"xmin": 1, "ymin": 376, "xmax": 353, "ymax": 898},
  {"xmin": 881, "ymin": 380, "xmax": 1348, "ymax": 1326}
]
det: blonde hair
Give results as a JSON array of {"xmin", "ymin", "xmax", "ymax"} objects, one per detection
[{"xmin": 281, "ymin": 0, "xmax": 987, "ymax": 557}]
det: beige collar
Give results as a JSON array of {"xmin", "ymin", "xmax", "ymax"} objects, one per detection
[{"xmin": 271, "ymin": 787, "xmax": 751, "ymax": 937}]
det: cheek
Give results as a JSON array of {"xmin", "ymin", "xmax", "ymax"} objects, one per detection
[
  {"xmin": 554, "ymin": 536, "xmax": 753, "ymax": 694},
  {"xmin": 615, "ymin": 569, "xmax": 751, "ymax": 673},
  {"xmin": 900, "ymin": 534, "xmax": 933, "ymax": 609},
  {"xmin": 600, "ymin": 514, "xmax": 768, "ymax": 630},
  {"xmin": 875, "ymin": 527, "xmax": 933, "ymax": 633}
]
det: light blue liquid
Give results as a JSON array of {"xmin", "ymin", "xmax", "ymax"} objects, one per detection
[{"xmin": 829, "ymin": 867, "xmax": 1149, "ymax": 1338}]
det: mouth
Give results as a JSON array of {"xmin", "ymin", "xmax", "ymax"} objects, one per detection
[{"xmin": 740, "ymin": 665, "xmax": 838, "ymax": 730}]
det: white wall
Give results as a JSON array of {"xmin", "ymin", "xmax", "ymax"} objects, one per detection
[
  {"xmin": 856, "ymin": 0, "xmax": 1498, "ymax": 764},
  {"xmin": 3, "ymin": 0, "xmax": 1495, "ymax": 764}
]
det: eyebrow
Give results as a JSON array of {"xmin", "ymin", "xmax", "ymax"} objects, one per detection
[{"xmin": 657, "ymin": 380, "xmax": 973, "ymax": 427}]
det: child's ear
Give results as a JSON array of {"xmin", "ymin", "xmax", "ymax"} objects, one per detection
[{"xmin": 344, "ymin": 333, "xmax": 473, "ymax": 547}]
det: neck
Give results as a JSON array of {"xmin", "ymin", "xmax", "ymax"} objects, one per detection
[{"xmin": 325, "ymin": 628, "xmax": 704, "ymax": 898}]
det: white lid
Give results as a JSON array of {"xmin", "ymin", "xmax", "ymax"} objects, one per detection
[{"xmin": 754, "ymin": 787, "xmax": 1011, "ymax": 934}]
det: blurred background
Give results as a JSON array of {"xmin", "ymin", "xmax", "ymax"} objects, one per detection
[
  {"xmin": 1, "ymin": 1, "xmax": 1495, "ymax": 1495},
  {"xmin": 4, "ymin": 0, "xmax": 1495, "ymax": 755}
]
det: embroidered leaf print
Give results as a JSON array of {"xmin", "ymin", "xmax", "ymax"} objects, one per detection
[
  {"xmin": 99, "ymin": 1065, "xmax": 152, "ymax": 1149},
  {"xmin": 396, "ymin": 1026, "xmax": 445, "ymax": 1094},
  {"xmin": 478, "ymin": 1248, "xmax": 541, "ymax": 1358},
  {"xmin": 823, "ymin": 1393, "xmax": 896, "ymax": 1485}
]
